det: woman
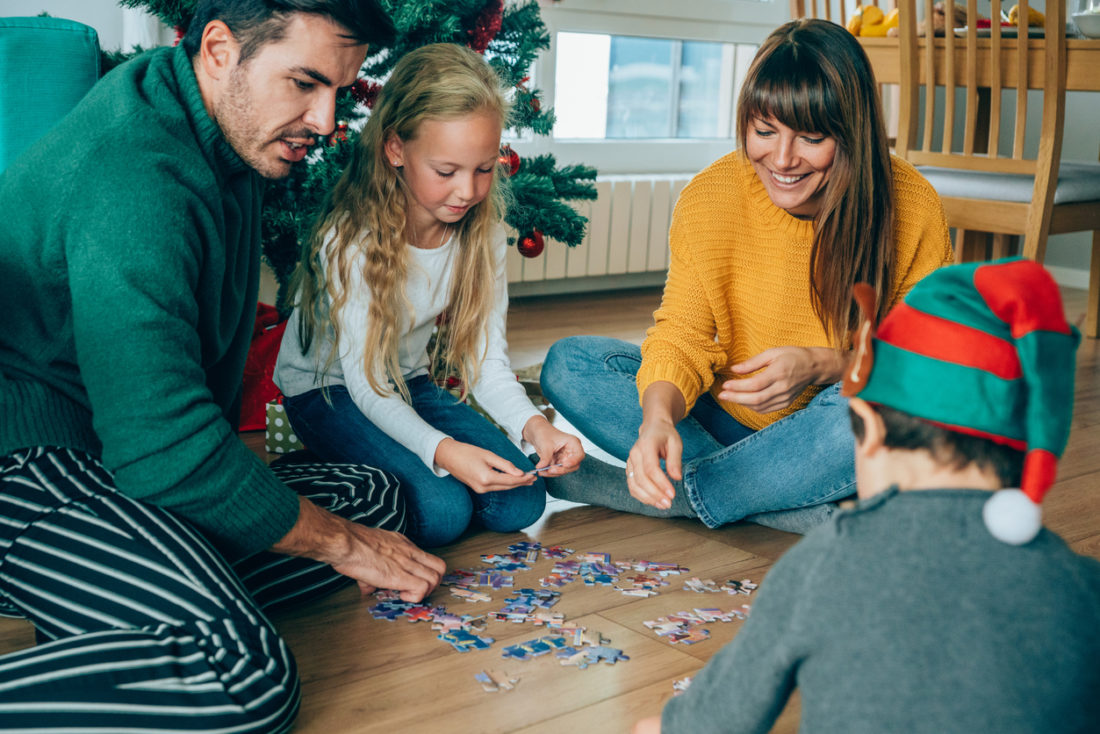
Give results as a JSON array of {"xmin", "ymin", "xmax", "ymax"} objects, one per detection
[{"xmin": 541, "ymin": 19, "xmax": 953, "ymax": 532}]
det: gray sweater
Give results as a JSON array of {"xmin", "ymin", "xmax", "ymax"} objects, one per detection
[{"xmin": 664, "ymin": 488, "xmax": 1100, "ymax": 733}]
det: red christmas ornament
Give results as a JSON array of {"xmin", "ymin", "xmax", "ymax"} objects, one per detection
[
  {"xmin": 468, "ymin": 0, "xmax": 504, "ymax": 53},
  {"xmin": 351, "ymin": 79, "xmax": 383, "ymax": 109},
  {"xmin": 515, "ymin": 76, "xmax": 542, "ymax": 113},
  {"xmin": 328, "ymin": 121, "xmax": 349, "ymax": 146},
  {"xmin": 517, "ymin": 230, "xmax": 545, "ymax": 258},
  {"xmin": 498, "ymin": 144, "xmax": 521, "ymax": 176}
]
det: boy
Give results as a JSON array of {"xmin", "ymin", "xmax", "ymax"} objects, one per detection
[{"xmin": 635, "ymin": 258, "xmax": 1100, "ymax": 733}]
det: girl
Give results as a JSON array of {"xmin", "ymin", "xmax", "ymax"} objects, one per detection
[
  {"xmin": 275, "ymin": 43, "xmax": 584, "ymax": 548},
  {"xmin": 541, "ymin": 19, "xmax": 954, "ymax": 533}
]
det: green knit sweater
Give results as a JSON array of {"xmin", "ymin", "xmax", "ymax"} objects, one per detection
[{"xmin": 0, "ymin": 45, "xmax": 299, "ymax": 558}]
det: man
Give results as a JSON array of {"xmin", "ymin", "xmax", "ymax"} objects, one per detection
[{"xmin": 0, "ymin": 1, "xmax": 444, "ymax": 730}]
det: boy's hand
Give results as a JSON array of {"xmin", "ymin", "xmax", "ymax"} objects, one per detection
[
  {"xmin": 434, "ymin": 438, "xmax": 536, "ymax": 494},
  {"xmin": 633, "ymin": 716, "xmax": 662, "ymax": 734},
  {"xmin": 522, "ymin": 415, "xmax": 585, "ymax": 476}
]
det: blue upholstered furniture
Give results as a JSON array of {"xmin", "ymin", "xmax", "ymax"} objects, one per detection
[{"xmin": 0, "ymin": 16, "xmax": 100, "ymax": 173}]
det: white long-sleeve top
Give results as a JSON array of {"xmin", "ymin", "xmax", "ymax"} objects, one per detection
[{"xmin": 274, "ymin": 224, "xmax": 540, "ymax": 474}]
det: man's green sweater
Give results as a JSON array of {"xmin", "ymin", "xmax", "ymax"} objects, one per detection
[{"xmin": 0, "ymin": 45, "xmax": 300, "ymax": 558}]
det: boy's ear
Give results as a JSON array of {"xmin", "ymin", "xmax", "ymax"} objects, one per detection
[
  {"xmin": 850, "ymin": 398, "xmax": 886, "ymax": 456},
  {"xmin": 384, "ymin": 134, "xmax": 405, "ymax": 167},
  {"xmin": 198, "ymin": 20, "xmax": 240, "ymax": 82}
]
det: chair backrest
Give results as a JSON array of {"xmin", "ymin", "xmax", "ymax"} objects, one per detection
[
  {"xmin": 0, "ymin": 16, "xmax": 100, "ymax": 174},
  {"xmin": 790, "ymin": 0, "xmax": 896, "ymax": 25},
  {"xmin": 895, "ymin": 0, "xmax": 1068, "ymax": 180}
]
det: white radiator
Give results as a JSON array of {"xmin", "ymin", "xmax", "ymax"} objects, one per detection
[{"xmin": 506, "ymin": 174, "xmax": 694, "ymax": 295}]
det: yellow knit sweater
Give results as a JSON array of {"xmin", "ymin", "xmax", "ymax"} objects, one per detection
[{"xmin": 637, "ymin": 151, "xmax": 953, "ymax": 431}]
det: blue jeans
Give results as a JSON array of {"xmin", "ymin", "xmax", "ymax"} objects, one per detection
[
  {"xmin": 541, "ymin": 336, "xmax": 855, "ymax": 528},
  {"xmin": 283, "ymin": 377, "xmax": 546, "ymax": 547}
]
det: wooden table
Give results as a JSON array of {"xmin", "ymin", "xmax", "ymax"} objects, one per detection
[{"xmin": 860, "ymin": 37, "xmax": 1100, "ymax": 91}]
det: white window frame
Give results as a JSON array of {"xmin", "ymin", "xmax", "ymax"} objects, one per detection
[{"xmin": 514, "ymin": 0, "xmax": 790, "ymax": 174}]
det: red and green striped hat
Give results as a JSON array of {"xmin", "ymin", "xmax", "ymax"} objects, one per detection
[{"xmin": 843, "ymin": 258, "xmax": 1080, "ymax": 544}]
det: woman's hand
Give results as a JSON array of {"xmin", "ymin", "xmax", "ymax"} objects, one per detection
[
  {"xmin": 522, "ymin": 415, "xmax": 585, "ymax": 476},
  {"xmin": 718, "ymin": 346, "xmax": 845, "ymax": 414},
  {"xmin": 434, "ymin": 438, "xmax": 536, "ymax": 494},
  {"xmin": 626, "ymin": 381, "xmax": 687, "ymax": 510}
]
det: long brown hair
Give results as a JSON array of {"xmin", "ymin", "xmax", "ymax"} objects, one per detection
[
  {"xmin": 737, "ymin": 18, "xmax": 895, "ymax": 346},
  {"xmin": 287, "ymin": 43, "xmax": 511, "ymax": 400}
]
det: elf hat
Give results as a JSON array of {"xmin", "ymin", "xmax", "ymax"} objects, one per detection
[{"xmin": 842, "ymin": 258, "xmax": 1080, "ymax": 545}]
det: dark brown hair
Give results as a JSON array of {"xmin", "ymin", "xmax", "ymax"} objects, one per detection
[
  {"xmin": 737, "ymin": 18, "xmax": 895, "ymax": 347},
  {"xmin": 850, "ymin": 404, "xmax": 1025, "ymax": 487},
  {"xmin": 182, "ymin": 0, "xmax": 394, "ymax": 62}
]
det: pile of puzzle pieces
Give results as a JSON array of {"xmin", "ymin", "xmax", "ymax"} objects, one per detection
[
  {"xmin": 368, "ymin": 540, "xmax": 757, "ymax": 691},
  {"xmin": 501, "ymin": 631, "xmax": 629, "ymax": 670},
  {"xmin": 643, "ymin": 605, "xmax": 753, "ymax": 645},
  {"xmin": 683, "ymin": 577, "xmax": 759, "ymax": 595}
]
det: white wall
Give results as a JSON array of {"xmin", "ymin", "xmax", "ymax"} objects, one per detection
[
  {"xmin": 0, "ymin": 0, "xmax": 171, "ymax": 51},
  {"xmin": 4, "ymin": 0, "xmax": 1093, "ymax": 279}
]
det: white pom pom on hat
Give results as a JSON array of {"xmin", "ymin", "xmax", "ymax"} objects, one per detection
[{"xmin": 983, "ymin": 489, "xmax": 1042, "ymax": 545}]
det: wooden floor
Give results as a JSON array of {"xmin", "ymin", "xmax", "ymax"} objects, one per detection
[{"xmin": 0, "ymin": 285, "xmax": 1096, "ymax": 733}]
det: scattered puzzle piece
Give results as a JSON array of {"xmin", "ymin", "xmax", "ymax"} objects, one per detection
[
  {"xmin": 542, "ymin": 545, "xmax": 574, "ymax": 559},
  {"xmin": 684, "ymin": 577, "xmax": 722, "ymax": 593},
  {"xmin": 501, "ymin": 635, "xmax": 569, "ymax": 661},
  {"xmin": 439, "ymin": 629, "xmax": 494, "ymax": 653},
  {"xmin": 404, "ymin": 606, "xmax": 434, "ymax": 623},
  {"xmin": 440, "ymin": 569, "xmax": 479, "ymax": 586},
  {"xmin": 450, "ymin": 585, "xmax": 492, "ymax": 603},
  {"xmin": 673, "ymin": 676, "xmax": 693, "ymax": 695},
  {"xmin": 723, "ymin": 579, "xmax": 758, "ymax": 595},
  {"xmin": 561, "ymin": 645, "xmax": 629, "ymax": 669},
  {"xmin": 475, "ymin": 669, "xmax": 519, "ymax": 692}
]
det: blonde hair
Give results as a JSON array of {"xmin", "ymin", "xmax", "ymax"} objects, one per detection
[
  {"xmin": 288, "ymin": 42, "xmax": 511, "ymax": 400},
  {"xmin": 736, "ymin": 19, "xmax": 895, "ymax": 347}
]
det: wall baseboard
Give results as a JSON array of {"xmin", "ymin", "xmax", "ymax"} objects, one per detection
[{"xmin": 1046, "ymin": 265, "xmax": 1090, "ymax": 291}]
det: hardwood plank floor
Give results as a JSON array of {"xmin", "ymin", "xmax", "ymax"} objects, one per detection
[{"xmin": 0, "ymin": 285, "xmax": 1095, "ymax": 734}]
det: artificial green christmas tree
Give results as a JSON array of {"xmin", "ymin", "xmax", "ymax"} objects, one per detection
[{"xmin": 118, "ymin": 0, "xmax": 597, "ymax": 311}]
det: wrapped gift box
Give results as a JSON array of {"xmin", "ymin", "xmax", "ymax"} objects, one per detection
[{"xmin": 265, "ymin": 400, "xmax": 305, "ymax": 454}]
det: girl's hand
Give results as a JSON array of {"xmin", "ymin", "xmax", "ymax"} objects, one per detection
[
  {"xmin": 522, "ymin": 415, "xmax": 585, "ymax": 476},
  {"xmin": 718, "ymin": 346, "xmax": 844, "ymax": 414},
  {"xmin": 434, "ymin": 438, "xmax": 536, "ymax": 494},
  {"xmin": 626, "ymin": 416, "xmax": 682, "ymax": 510}
]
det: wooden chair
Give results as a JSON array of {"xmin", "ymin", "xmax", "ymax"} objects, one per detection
[
  {"xmin": 896, "ymin": 0, "xmax": 1100, "ymax": 337},
  {"xmin": 790, "ymin": 0, "xmax": 898, "ymax": 25}
]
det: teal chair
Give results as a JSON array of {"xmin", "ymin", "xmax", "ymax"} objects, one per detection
[{"xmin": 0, "ymin": 16, "xmax": 100, "ymax": 173}]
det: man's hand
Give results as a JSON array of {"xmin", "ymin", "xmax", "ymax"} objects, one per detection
[{"xmin": 272, "ymin": 496, "xmax": 446, "ymax": 602}]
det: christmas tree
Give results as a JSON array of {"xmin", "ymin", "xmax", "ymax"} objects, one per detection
[{"xmin": 118, "ymin": 0, "xmax": 598, "ymax": 311}]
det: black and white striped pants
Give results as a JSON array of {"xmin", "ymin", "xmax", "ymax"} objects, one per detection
[{"xmin": 0, "ymin": 446, "xmax": 407, "ymax": 733}]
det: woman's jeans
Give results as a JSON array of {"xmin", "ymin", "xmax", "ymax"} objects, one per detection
[
  {"xmin": 284, "ymin": 376, "xmax": 545, "ymax": 547},
  {"xmin": 541, "ymin": 336, "xmax": 855, "ymax": 528}
]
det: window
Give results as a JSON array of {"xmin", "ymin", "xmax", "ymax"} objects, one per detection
[{"xmin": 554, "ymin": 32, "xmax": 758, "ymax": 141}]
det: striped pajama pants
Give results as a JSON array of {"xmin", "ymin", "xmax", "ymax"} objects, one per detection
[{"xmin": 0, "ymin": 446, "xmax": 407, "ymax": 733}]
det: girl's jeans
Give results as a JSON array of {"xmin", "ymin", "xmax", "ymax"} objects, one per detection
[{"xmin": 284, "ymin": 376, "xmax": 546, "ymax": 547}]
